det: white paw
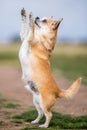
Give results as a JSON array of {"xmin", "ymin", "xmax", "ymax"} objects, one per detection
[
  {"xmin": 31, "ymin": 120, "xmax": 39, "ymax": 124},
  {"xmin": 39, "ymin": 124, "xmax": 48, "ymax": 128}
]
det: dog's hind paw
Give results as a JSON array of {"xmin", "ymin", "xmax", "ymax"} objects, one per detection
[
  {"xmin": 39, "ymin": 124, "xmax": 48, "ymax": 128},
  {"xmin": 31, "ymin": 120, "xmax": 39, "ymax": 124}
]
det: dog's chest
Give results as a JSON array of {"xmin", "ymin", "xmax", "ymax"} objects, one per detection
[
  {"xmin": 19, "ymin": 40, "xmax": 29, "ymax": 63},
  {"xmin": 19, "ymin": 40, "xmax": 31, "ymax": 82}
]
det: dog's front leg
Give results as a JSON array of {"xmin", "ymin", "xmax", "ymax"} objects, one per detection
[
  {"xmin": 27, "ymin": 12, "xmax": 35, "ymax": 46},
  {"xmin": 20, "ymin": 8, "xmax": 28, "ymax": 41}
]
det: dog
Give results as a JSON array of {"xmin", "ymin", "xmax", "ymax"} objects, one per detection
[{"xmin": 19, "ymin": 8, "xmax": 82, "ymax": 128}]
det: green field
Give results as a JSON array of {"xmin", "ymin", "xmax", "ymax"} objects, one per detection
[
  {"xmin": 13, "ymin": 109, "xmax": 87, "ymax": 130},
  {"xmin": 0, "ymin": 43, "xmax": 20, "ymax": 66},
  {"xmin": 0, "ymin": 44, "xmax": 87, "ymax": 129},
  {"xmin": 51, "ymin": 44, "xmax": 87, "ymax": 85},
  {"xmin": 0, "ymin": 95, "xmax": 87, "ymax": 130},
  {"xmin": 0, "ymin": 42, "xmax": 87, "ymax": 85}
]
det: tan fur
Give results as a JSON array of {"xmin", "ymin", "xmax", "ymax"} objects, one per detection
[
  {"xmin": 28, "ymin": 49, "xmax": 81, "ymax": 109},
  {"xmin": 19, "ymin": 9, "xmax": 82, "ymax": 128}
]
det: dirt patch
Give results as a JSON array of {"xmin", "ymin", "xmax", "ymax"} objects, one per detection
[
  {"xmin": 0, "ymin": 67, "xmax": 33, "ymax": 107},
  {"xmin": 0, "ymin": 66, "xmax": 87, "ymax": 129}
]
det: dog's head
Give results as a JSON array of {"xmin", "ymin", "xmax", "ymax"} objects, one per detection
[
  {"xmin": 35, "ymin": 16, "xmax": 63, "ymax": 31},
  {"xmin": 34, "ymin": 16, "xmax": 63, "ymax": 56}
]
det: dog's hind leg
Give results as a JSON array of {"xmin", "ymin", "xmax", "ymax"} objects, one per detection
[
  {"xmin": 39, "ymin": 110, "xmax": 52, "ymax": 128},
  {"xmin": 20, "ymin": 8, "xmax": 28, "ymax": 41},
  {"xmin": 31, "ymin": 95, "xmax": 43, "ymax": 124},
  {"xmin": 39, "ymin": 94, "xmax": 56, "ymax": 128}
]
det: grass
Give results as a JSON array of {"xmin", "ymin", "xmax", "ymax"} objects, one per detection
[
  {"xmin": 13, "ymin": 109, "xmax": 87, "ymax": 130},
  {"xmin": 0, "ymin": 42, "xmax": 20, "ymax": 66},
  {"xmin": 0, "ymin": 96, "xmax": 7, "ymax": 107},
  {"xmin": 3, "ymin": 103, "xmax": 20, "ymax": 109},
  {"xmin": 0, "ymin": 42, "xmax": 87, "ymax": 85},
  {"xmin": 0, "ymin": 121, "xmax": 4, "ymax": 126},
  {"xmin": 51, "ymin": 44, "xmax": 87, "ymax": 85},
  {"xmin": 0, "ymin": 95, "xmax": 20, "ymax": 109}
]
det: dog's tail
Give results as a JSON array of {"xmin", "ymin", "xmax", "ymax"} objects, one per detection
[{"xmin": 58, "ymin": 77, "xmax": 82, "ymax": 99}]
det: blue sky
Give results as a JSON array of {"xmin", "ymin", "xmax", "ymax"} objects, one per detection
[{"xmin": 0, "ymin": 0, "xmax": 87, "ymax": 43}]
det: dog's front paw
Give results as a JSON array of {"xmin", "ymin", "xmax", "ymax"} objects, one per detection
[
  {"xmin": 29, "ymin": 12, "xmax": 34, "ymax": 27},
  {"xmin": 21, "ymin": 8, "xmax": 26, "ymax": 17}
]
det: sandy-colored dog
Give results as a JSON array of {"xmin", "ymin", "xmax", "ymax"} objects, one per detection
[{"xmin": 19, "ymin": 8, "xmax": 81, "ymax": 128}]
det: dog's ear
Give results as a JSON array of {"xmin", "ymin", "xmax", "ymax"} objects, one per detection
[{"xmin": 52, "ymin": 18, "xmax": 63, "ymax": 30}]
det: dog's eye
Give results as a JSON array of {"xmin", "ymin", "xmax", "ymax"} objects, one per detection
[{"xmin": 42, "ymin": 19, "xmax": 47, "ymax": 23}]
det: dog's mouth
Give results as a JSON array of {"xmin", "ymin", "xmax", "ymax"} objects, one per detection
[{"xmin": 35, "ymin": 17, "xmax": 41, "ymax": 28}]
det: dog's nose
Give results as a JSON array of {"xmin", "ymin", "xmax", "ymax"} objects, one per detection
[
  {"xmin": 35, "ymin": 17, "xmax": 40, "ymax": 24},
  {"xmin": 35, "ymin": 17, "xmax": 40, "ymax": 20}
]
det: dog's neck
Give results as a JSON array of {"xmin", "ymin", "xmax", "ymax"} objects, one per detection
[
  {"xmin": 27, "ymin": 26, "xmax": 58, "ymax": 61},
  {"xmin": 41, "ymin": 32, "xmax": 57, "ymax": 54}
]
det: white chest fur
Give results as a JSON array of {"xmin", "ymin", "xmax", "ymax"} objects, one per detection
[{"xmin": 19, "ymin": 39, "xmax": 31, "ymax": 83}]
